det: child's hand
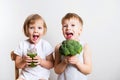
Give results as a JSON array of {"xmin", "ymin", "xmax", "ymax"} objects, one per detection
[
  {"xmin": 63, "ymin": 56, "xmax": 69, "ymax": 64},
  {"xmin": 22, "ymin": 55, "xmax": 32, "ymax": 66},
  {"xmin": 67, "ymin": 55, "xmax": 79, "ymax": 65},
  {"xmin": 32, "ymin": 55, "xmax": 42, "ymax": 65}
]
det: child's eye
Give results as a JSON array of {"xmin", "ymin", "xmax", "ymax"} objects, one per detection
[
  {"xmin": 29, "ymin": 26, "xmax": 34, "ymax": 29},
  {"xmin": 63, "ymin": 25, "xmax": 68, "ymax": 27},
  {"xmin": 38, "ymin": 27, "xmax": 42, "ymax": 29},
  {"xmin": 71, "ymin": 24, "xmax": 75, "ymax": 27}
]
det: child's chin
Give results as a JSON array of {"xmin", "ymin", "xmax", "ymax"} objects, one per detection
[
  {"xmin": 66, "ymin": 37, "xmax": 73, "ymax": 40},
  {"xmin": 31, "ymin": 40, "xmax": 39, "ymax": 44}
]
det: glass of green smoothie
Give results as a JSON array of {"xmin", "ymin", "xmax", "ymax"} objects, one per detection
[{"xmin": 27, "ymin": 48, "xmax": 37, "ymax": 67}]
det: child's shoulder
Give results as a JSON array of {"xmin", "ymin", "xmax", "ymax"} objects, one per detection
[
  {"xmin": 40, "ymin": 39, "xmax": 51, "ymax": 45},
  {"xmin": 55, "ymin": 43, "xmax": 61, "ymax": 50},
  {"xmin": 18, "ymin": 39, "xmax": 30, "ymax": 45},
  {"xmin": 79, "ymin": 39, "xmax": 88, "ymax": 47},
  {"xmin": 79, "ymin": 39, "xmax": 91, "ymax": 52}
]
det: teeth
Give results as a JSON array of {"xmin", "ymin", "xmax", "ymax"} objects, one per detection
[
  {"xmin": 33, "ymin": 35, "xmax": 39, "ymax": 37},
  {"xmin": 66, "ymin": 33, "xmax": 73, "ymax": 35}
]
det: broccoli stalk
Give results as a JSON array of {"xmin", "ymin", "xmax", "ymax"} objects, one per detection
[{"xmin": 59, "ymin": 40, "xmax": 82, "ymax": 56}]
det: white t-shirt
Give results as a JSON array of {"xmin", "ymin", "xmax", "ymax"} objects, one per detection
[
  {"xmin": 58, "ymin": 40, "xmax": 87, "ymax": 80},
  {"xmin": 14, "ymin": 39, "xmax": 53, "ymax": 80}
]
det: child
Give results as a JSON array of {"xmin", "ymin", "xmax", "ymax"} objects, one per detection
[
  {"xmin": 54, "ymin": 13, "xmax": 92, "ymax": 80},
  {"xmin": 14, "ymin": 14, "xmax": 54, "ymax": 80}
]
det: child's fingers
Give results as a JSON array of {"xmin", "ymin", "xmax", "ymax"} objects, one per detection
[
  {"xmin": 64, "ymin": 58, "xmax": 68, "ymax": 64},
  {"xmin": 33, "ymin": 59, "xmax": 42, "ymax": 65},
  {"xmin": 70, "ymin": 59, "xmax": 79, "ymax": 65},
  {"xmin": 67, "ymin": 56, "xmax": 79, "ymax": 64},
  {"xmin": 26, "ymin": 59, "xmax": 32, "ymax": 63},
  {"xmin": 26, "ymin": 62, "xmax": 32, "ymax": 65},
  {"xmin": 23, "ymin": 55, "xmax": 32, "ymax": 60},
  {"xmin": 33, "ymin": 55, "xmax": 41, "ymax": 59}
]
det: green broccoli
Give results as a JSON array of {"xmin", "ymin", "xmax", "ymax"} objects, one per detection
[{"xmin": 59, "ymin": 40, "xmax": 82, "ymax": 56}]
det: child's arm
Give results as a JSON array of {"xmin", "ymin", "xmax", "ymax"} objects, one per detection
[
  {"xmin": 33, "ymin": 53, "xmax": 54, "ymax": 69},
  {"xmin": 15, "ymin": 55, "xmax": 32, "ymax": 69},
  {"xmin": 68, "ymin": 43, "xmax": 92, "ymax": 75},
  {"xmin": 54, "ymin": 44, "xmax": 68, "ymax": 74}
]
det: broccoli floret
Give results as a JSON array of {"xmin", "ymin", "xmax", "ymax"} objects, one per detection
[{"xmin": 59, "ymin": 40, "xmax": 82, "ymax": 56}]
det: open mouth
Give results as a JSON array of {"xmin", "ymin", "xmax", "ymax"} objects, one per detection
[
  {"xmin": 33, "ymin": 35, "xmax": 39, "ymax": 41},
  {"xmin": 66, "ymin": 32, "xmax": 73, "ymax": 39}
]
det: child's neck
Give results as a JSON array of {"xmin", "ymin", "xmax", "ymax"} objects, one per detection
[{"xmin": 28, "ymin": 39, "xmax": 39, "ymax": 45}]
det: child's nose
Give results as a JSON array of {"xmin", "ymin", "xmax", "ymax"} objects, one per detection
[
  {"xmin": 34, "ymin": 28, "xmax": 38, "ymax": 32},
  {"xmin": 67, "ymin": 26, "xmax": 71, "ymax": 29}
]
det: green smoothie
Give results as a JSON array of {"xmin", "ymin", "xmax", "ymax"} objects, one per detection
[{"xmin": 27, "ymin": 52, "xmax": 37, "ymax": 67}]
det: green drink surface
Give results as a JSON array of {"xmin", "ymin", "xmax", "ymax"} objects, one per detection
[{"xmin": 27, "ymin": 53, "xmax": 37, "ymax": 58}]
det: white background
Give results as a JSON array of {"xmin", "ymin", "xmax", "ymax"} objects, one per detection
[{"xmin": 0, "ymin": 0, "xmax": 120, "ymax": 80}]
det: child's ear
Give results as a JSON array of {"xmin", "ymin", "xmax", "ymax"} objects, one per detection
[
  {"xmin": 78, "ymin": 28, "xmax": 82, "ymax": 35},
  {"xmin": 80, "ymin": 28, "xmax": 82, "ymax": 32}
]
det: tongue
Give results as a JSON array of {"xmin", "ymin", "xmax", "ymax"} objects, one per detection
[
  {"xmin": 66, "ymin": 34, "xmax": 72, "ymax": 39},
  {"xmin": 33, "ymin": 36, "xmax": 38, "ymax": 41}
]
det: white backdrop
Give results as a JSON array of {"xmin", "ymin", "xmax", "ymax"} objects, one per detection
[{"xmin": 0, "ymin": 0, "xmax": 120, "ymax": 80}]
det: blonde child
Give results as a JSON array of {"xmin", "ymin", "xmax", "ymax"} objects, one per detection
[
  {"xmin": 14, "ymin": 14, "xmax": 54, "ymax": 80},
  {"xmin": 54, "ymin": 13, "xmax": 92, "ymax": 80}
]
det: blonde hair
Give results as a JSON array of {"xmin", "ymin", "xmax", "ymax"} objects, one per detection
[
  {"xmin": 23, "ymin": 14, "xmax": 47, "ymax": 37},
  {"xmin": 61, "ymin": 13, "xmax": 83, "ymax": 26}
]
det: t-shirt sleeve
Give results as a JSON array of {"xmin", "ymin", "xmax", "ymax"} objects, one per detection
[
  {"xmin": 14, "ymin": 41, "xmax": 24, "ymax": 57},
  {"xmin": 43, "ymin": 41, "xmax": 53, "ymax": 56}
]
